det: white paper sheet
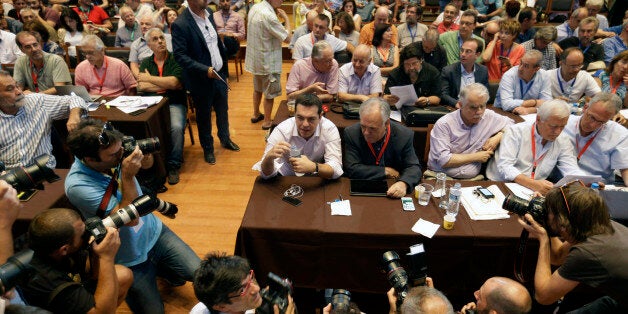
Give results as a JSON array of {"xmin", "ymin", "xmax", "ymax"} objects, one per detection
[
  {"xmin": 411, "ymin": 218, "xmax": 440, "ymax": 238},
  {"xmin": 389, "ymin": 85, "xmax": 418, "ymax": 109},
  {"xmin": 620, "ymin": 109, "xmax": 628, "ymax": 119},
  {"xmin": 390, "ymin": 110, "xmax": 402, "ymax": 122},
  {"xmin": 460, "ymin": 185, "xmax": 510, "ymax": 220},
  {"xmin": 505, "ymin": 183, "xmax": 534, "ymax": 201},
  {"xmin": 520, "ymin": 113, "xmax": 537, "ymax": 123},
  {"xmin": 330, "ymin": 200, "xmax": 352, "ymax": 216},
  {"xmin": 553, "ymin": 174, "xmax": 603, "ymax": 187}
]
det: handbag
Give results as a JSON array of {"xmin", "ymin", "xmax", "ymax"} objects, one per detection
[
  {"xmin": 401, "ymin": 105, "xmax": 451, "ymax": 127},
  {"xmin": 330, "ymin": 101, "xmax": 361, "ymax": 119}
]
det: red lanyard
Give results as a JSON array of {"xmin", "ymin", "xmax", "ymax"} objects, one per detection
[
  {"xmin": 92, "ymin": 57, "xmax": 108, "ymax": 93},
  {"xmin": 366, "ymin": 124, "xmax": 391, "ymax": 165},
  {"xmin": 610, "ymin": 75, "xmax": 622, "ymax": 94},
  {"xmin": 30, "ymin": 61, "xmax": 39, "ymax": 92},
  {"xmin": 575, "ymin": 121, "xmax": 602, "ymax": 161},
  {"xmin": 530, "ymin": 123, "xmax": 548, "ymax": 179}
]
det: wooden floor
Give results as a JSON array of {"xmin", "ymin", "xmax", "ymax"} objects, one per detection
[{"xmin": 116, "ymin": 60, "xmax": 294, "ymax": 313}]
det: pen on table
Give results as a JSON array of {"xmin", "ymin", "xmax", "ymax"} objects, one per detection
[{"xmin": 338, "ymin": 194, "xmax": 343, "ymax": 201}]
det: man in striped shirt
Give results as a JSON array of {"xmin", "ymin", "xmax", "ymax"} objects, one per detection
[{"xmin": 0, "ymin": 70, "xmax": 85, "ymax": 168}]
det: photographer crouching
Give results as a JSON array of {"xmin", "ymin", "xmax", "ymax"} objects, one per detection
[
  {"xmin": 64, "ymin": 119, "xmax": 201, "ymax": 313},
  {"xmin": 19, "ymin": 208, "xmax": 132, "ymax": 313},
  {"xmin": 518, "ymin": 182, "xmax": 628, "ymax": 312},
  {"xmin": 191, "ymin": 253, "xmax": 296, "ymax": 314}
]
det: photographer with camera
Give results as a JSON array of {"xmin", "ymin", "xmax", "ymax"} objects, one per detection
[
  {"xmin": 386, "ymin": 283, "xmax": 454, "ymax": 314},
  {"xmin": 64, "ymin": 119, "xmax": 200, "ymax": 314},
  {"xmin": 191, "ymin": 253, "xmax": 296, "ymax": 314},
  {"xmin": 518, "ymin": 183, "xmax": 628, "ymax": 312},
  {"xmin": 19, "ymin": 208, "xmax": 132, "ymax": 313}
]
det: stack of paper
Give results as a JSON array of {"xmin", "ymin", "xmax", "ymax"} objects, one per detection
[
  {"xmin": 106, "ymin": 96, "xmax": 163, "ymax": 114},
  {"xmin": 460, "ymin": 185, "xmax": 510, "ymax": 220}
]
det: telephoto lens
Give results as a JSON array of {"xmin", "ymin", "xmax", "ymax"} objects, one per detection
[
  {"xmin": 0, "ymin": 249, "xmax": 34, "ymax": 294},
  {"xmin": 382, "ymin": 251, "xmax": 409, "ymax": 302},
  {"xmin": 258, "ymin": 272, "xmax": 293, "ymax": 314},
  {"xmin": 122, "ymin": 136, "xmax": 161, "ymax": 157},
  {"xmin": 0, "ymin": 155, "xmax": 60, "ymax": 191},
  {"xmin": 331, "ymin": 289, "xmax": 352, "ymax": 312},
  {"xmin": 502, "ymin": 194, "xmax": 546, "ymax": 224}
]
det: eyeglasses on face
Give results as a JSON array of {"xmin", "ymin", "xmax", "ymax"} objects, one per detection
[
  {"xmin": 228, "ymin": 269, "xmax": 255, "ymax": 299},
  {"xmin": 98, "ymin": 122, "xmax": 114, "ymax": 146}
]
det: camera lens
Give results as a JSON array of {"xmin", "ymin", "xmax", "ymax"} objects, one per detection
[
  {"xmin": 502, "ymin": 194, "xmax": 546, "ymax": 223},
  {"xmin": 0, "ymin": 249, "xmax": 34, "ymax": 294},
  {"xmin": 331, "ymin": 289, "xmax": 351, "ymax": 312},
  {"xmin": 136, "ymin": 137, "xmax": 160, "ymax": 154},
  {"xmin": 0, "ymin": 155, "xmax": 60, "ymax": 192}
]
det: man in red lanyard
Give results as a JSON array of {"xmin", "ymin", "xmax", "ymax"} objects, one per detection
[
  {"xmin": 563, "ymin": 92, "xmax": 628, "ymax": 186},
  {"xmin": 138, "ymin": 28, "xmax": 187, "ymax": 185},
  {"xmin": 343, "ymin": 97, "xmax": 421, "ymax": 198},
  {"xmin": 487, "ymin": 100, "xmax": 584, "ymax": 195},
  {"xmin": 13, "ymin": 31, "xmax": 71, "ymax": 94}
]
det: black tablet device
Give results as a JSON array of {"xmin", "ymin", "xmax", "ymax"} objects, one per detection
[{"xmin": 350, "ymin": 179, "xmax": 389, "ymax": 197}]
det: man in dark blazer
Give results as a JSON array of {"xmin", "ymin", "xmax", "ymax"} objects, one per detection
[
  {"xmin": 343, "ymin": 98, "xmax": 421, "ymax": 198},
  {"xmin": 440, "ymin": 38, "xmax": 489, "ymax": 107},
  {"xmin": 172, "ymin": 0, "xmax": 239, "ymax": 165}
]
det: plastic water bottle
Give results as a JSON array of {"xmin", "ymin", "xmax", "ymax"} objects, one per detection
[
  {"xmin": 570, "ymin": 103, "xmax": 582, "ymax": 115},
  {"xmin": 290, "ymin": 145, "xmax": 304, "ymax": 176},
  {"xmin": 446, "ymin": 183, "xmax": 462, "ymax": 217},
  {"xmin": 435, "ymin": 172, "xmax": 448, "ymax": 209},
  {"xmin": 591, "ymin": 182, "xmax": 600, "ymax": 194}
]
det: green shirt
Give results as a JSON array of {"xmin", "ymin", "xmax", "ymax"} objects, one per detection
[
  {"xmin": 439, "ymin": 31, "xmax": 485, "ymax": 65},
  {"xmin": 139, "ymin": 52, "xmax": 186, "ymax": 105},
  {"xmin": 14, "ymin": 52, "xmax": 72, "ymax": 92}
]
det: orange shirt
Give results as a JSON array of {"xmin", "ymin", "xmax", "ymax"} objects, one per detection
[
  {"xmin": 359, "ymin": 22, "xmax": 398, "ymax": 46},
  {"xmin": 486, "ymin": 41, "xmax": 525, "ymax": 82}
]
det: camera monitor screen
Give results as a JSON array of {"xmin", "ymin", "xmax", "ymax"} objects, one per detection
[{"xmin": 350, "ymin": 179, "xmax": 389, "ymax": 197}]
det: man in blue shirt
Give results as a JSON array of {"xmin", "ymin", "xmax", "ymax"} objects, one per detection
[
  {"xmin": 64, "ymin": 119, "xmax": 200, "ymax": 314},
  {"xmin": 602, "ymin": 20, "xmax": 628, "ymax": 65}
]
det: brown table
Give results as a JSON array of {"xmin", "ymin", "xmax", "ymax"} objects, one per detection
[
  {"xmin": 272, "ymin": 101, "xmax": 523, "ymax": 164},
  {"xmin": 235, "ymin": 177, "xmax": 537, "ymax": 307},
  {"xmin": 89, "ymin": 97, "xmax": 172, "ymax": 178}
]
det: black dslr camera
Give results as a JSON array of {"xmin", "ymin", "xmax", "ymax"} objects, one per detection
[
  {"xmin": 502, "ymin": 194, "xmax": 546, "ymax": 224},
  {"xmin": 382, "ymin": 243, "xmax": 428, "ymax": 304},
  {"xmin": 257, "ymin": 272, "xmax": 293, "ymax": 314},
  {"xmin": 0, "ymin": 250, "xmax": 34, "ymax": 294},
  {"xmin": 0, "ymin": 155, "xmax": 60, "ymax": 192},
  {"xmin": 121, "ymin": 136, "xmax": 160, "ymax": 158},
  {"xmin": 85, "ymin": 195, "xmax": 177, "ymax": 243}
]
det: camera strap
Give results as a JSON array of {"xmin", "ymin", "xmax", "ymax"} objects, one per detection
[
  {"xmin": 97, "ymin": 168, "xmax": 120, "ymax": 219},
  {"xmin": 514, "ymin": 229, "xmax": 529, "ymax": 283}
]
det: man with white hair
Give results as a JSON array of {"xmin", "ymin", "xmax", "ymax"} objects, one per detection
[
  {"xmin": 428, "ymin": 83, "xmax": 513, "ymax": 180},
  {"xmin": 562, "ymin": 93, "xmax": 628, "ymax": 185},
  {"xmin": 585, "ymin": 0, "xmax": 609, "ymax": 30},
  {"xmin": 487, "ymin": 100, "xmax": 584, "ymax": 195},
  {"xmin": 555, "ymin": 8, "xmax": 587, "ymax": 43},
  {"xmin": 74, "ymin": 35, "xmax": 137, "ymax": 97},
  {"xmin": 494, "ymin": 50, "xmax": 552, "ymax": 114},
  {"xmin": 129, "ymin": 15, "xmax": 172, "ymax": 78},
  {"xmin": 338, "ymin": 44, "xmax": 382, "ymax": 103}
]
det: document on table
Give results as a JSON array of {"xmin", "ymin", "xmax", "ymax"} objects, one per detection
[
  {"xmin": 330, "ymin": 200, "xmax": 352, "ymax": 216},
  {"xmin": 390, "ymin": 110, "xmax": 402, "ymax": 122},
  {"xmin": 505, "ymin": 182, "xmax": 534, "ymax": 201},
  {"xmin": 411, "ymin": 218, "xmax": 440, "ymax": 238},
  {"xmin": 106, "ymin": 96, "xmax": 164, "ymax": 114},
  {"xmin": 553, "ymin": 174, "xmax": 603, "ymax": 187},
  {"xmin": 520, "ymin": 113, "xmax": 537, "ymax": 123},
  {"xmin": 620, "ymin": 109, "xmax": 628, "ymax": 119},
  {"xmin": 389, "ymin": 84, "xmax": 418, "ymax": 109},
  {"xmin": 460, "ymin": 185, "xmax": 510, "ymax": 220}
]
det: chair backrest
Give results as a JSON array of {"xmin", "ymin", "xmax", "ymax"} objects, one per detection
[
  {"xmin": 104, "ymin": 47, "xmax": 131, "ymax": 66},
  {"xmin": 549, "ymin": 0, "xmax": 575, "ymax": 13},
  {"xmin": 488, "ymin": 82, "xmax": 499, "ymax": 105},
  {"xmin": 423, "ymin": 124, "xmax": 434, "ymax": 165}
]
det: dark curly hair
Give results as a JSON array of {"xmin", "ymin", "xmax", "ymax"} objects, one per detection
[{"xmin": 372, "ymin": 23, "xmax": 391, "ymax": 47}]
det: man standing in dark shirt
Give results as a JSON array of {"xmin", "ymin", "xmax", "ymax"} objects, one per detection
[{"xmin": 138, "ymin": 27, "xmax": 186, "ymax": 185}]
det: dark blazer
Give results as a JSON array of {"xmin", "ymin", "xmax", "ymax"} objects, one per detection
[
  {"xmin": 171, "ymin": 7, "xmax": 228, "ymax": 94},
  {"xmin": 440, "ymin": 62, "xmax": 489, "ymax": 107},
  {"xmin": 343, "ymin": 121, "xmax": 421, "ymax": 193}
]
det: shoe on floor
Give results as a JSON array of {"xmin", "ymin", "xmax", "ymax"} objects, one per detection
[
  {"xmin": 221, "ymin": 140, "xmax": 240, "ymax": 151},
  {"xmin": 204, "ymin": 151, "xmax": 216, "ymax": 164},
  {"xmin": 261, "ymin": 122, "xmax": 272, "ymax": 130},
  {"xmin": 250, "ymin": 113, "xmax": 264, "ymax": 123},
  {"xmin": 167, "ymin": 169, "xmax": 180, "ymax": 185}
]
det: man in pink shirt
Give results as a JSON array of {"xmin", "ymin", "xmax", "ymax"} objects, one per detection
[
  {"xmin": 75, "ymin": 35, "xmax": 137, "ymax": 97},
  {"xmin": 286, "ymin": 41, "xmax": 339, "ymax": 103}
]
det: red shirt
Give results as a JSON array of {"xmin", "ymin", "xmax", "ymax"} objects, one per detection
[{"xmin": 73, "ymin": 5, "xmax": 109, "ymax": 25}]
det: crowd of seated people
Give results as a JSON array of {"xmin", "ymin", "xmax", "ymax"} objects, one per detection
[{"xmin": 1, "ymin": 0, "xmax": 628, "ymax": 312}]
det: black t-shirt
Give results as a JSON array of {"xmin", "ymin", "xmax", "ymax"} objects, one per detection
[
  {"xmin": 384, "ymin": 62, "xmax": 442, "ymax": 99},
  {"xmin": 20, "ymin": 251, "xmax": 96, "ymax": 314},
  {"xmin": 558, "ymin": 221, "xmax": 628, "ymax": 308},
  {"xmin": 557, "ymin": 37, "xmax": 604, "ymax": 69}
]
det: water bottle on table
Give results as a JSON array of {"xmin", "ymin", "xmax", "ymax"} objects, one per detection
[
  {"xmin": 290, "ymin": 145, "xmax": 304, "ymax": 176},
  {"xmin": 446, "ymin": 183, "xmax": 462, "ymax": 217},
  {"xmin": 434, "ymin": 172, "xmax": 448, "ymax": 209}
]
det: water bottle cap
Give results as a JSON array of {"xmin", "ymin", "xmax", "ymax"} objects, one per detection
[
  {"xmin": 454, "ymin": 183, "xmax": 461, "ymax": 188},
  {"xmin": 591, "ymin": 182, "xmax": 599, "ymax": 189}
]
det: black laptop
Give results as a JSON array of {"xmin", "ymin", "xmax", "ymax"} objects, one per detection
[{"xmin": 350, "ymin": 179, "xmax": 389, "ymax": 197}]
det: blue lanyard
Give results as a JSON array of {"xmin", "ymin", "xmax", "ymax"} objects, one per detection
[
  {"xmin": 579, "ymin": 43, "xmax": 591, "ymax": 54},
  {"xmin": 519, "ymin": 78, "xmax": 534, "ymax": 98},
  {"xmin": 557, "ymin": 70, "xmax": 577, "ymax": 96},
  {"xmin": 408, "ymin": 25, "xmax": 417, "ymax": 42},
  {"xmin": 457, "ymin": 33, "xmax": 463, "ymax": 49},
  {"xmin": 500, "ymin": 42, "xmax": 511, "ymax": 57},
  {"xmin": 615, "ymin": 36, "xmax": 628, "ymax": 50}
]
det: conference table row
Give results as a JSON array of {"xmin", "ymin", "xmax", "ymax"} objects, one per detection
[
  {"xmin": 234, "ymin": 176, "xmax": 539, "ymax": 306},
  {"xmin": 272, "ymin": 100, "xmax": 524, "ymax": 163}
]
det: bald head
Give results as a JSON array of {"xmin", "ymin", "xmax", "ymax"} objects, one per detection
[
  {"xmin": 306, "ymin": 9, "xmax": 318, "ymax": 29},
  {"xmin": 483, "ymin": 277, "xmax": 532, "ymax": 314},
  {"xmin": 482, "ymin": 21, "xmax": 499, "ymax": 42},
  {"xmin": 374, "ymin": 7, "xmax": 389, "ymax": 26},
  {"xmin": 351, "ymin": 44, "xmax": 372, "ymax": 77}
]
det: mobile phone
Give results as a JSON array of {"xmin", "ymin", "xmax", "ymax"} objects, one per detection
[
  {"xmin": 282, "ymin": 196, "xmax": 302, "ymax": 207},
  {"xmin": 476, "ymin": 187, "xmax": 495, "ymax": 199},
  {"xmin": 18, "ymin": 189, "xmax": 38, "ymax": 202},
  {"xmin": 401, "ymin": 197, "xmax": 415, "ymax": 211}
]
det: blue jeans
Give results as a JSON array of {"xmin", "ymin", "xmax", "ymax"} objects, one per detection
[
  {"xmin": 168, "ymin": 103, "xmax": 187, "ymax": 170},
  {"xmin": 193, "ymin": 83, "xmax": 230, "ymax": 153},
  {"xmin": 125, "ymin": 225, "xmax": 201, "ymax": 314}
]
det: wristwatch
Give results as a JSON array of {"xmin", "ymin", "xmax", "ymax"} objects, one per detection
[{"xmin": 312, "ymin": 162, "xmax": 319, "ymax": 175}]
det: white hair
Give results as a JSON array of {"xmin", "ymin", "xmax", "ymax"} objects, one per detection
[{"xmin": 537, "ymin": 99, "xmax": 570, "ymax": 121}]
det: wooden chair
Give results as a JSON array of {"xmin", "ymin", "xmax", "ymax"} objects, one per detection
[
  {"xmin": 104, "ymin": 47, "xmax": 131, "ymax": 66},
  {"xmin": 185, "ymin": 92, "xmax": 196, "ymax": 145},
  {"xmin": 423, "ymin": 124, "xmax": 434, "ymax": 165},
  {"xmin": 75, "ymin": 45, "xmax": 86, "ymax": 64},
  {"xmin": 547, "ymin": 0, "xmax": 575, "ymax": 16},
  {"xmin": 229, "ymin": 45, "xmax": 244, "ymax": 82}
]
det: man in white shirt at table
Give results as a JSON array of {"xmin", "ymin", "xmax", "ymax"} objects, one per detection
[
  {"xmin": 338, "ymin": 44, "xmax": 382, "ymax": 103},
  {"xmin": 548, "ymin": 48, "xmax": 600, "ymax": 103},
  {"xmin": 252, "ymin": 93, "xmax": 343, "ymax": 179},
  {"xmin": 562, "ymin": 92, "xmax": 628, "ymax": 186},
  {"xmin": 487, "ymin": 100, "xmax": 584, "ymax": 195}
]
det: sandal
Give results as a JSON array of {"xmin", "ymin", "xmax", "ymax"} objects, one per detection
[
  {"xmin": 261, "ymin": 122, "xmax": 273, "ymax": 130},
  {"xmin": 250, "ymin": 114, "xmax": 264, "ymax": 123}
]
